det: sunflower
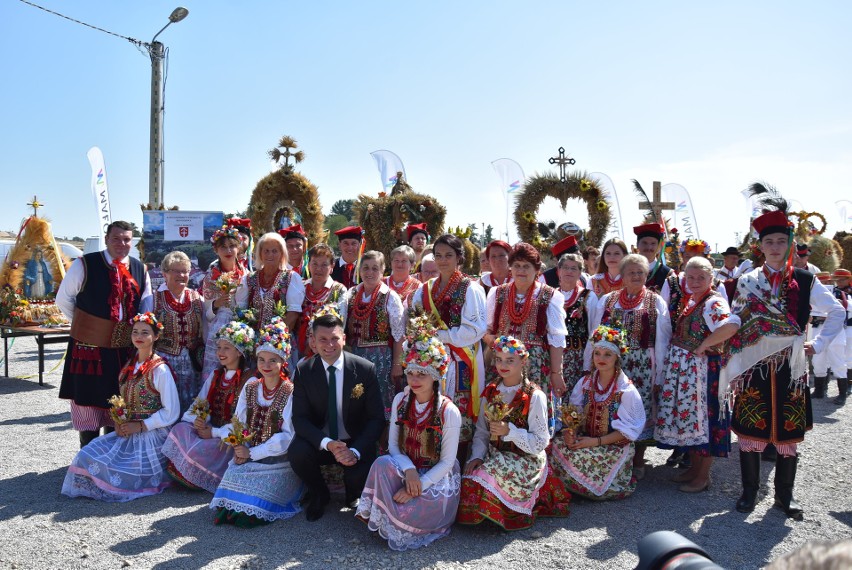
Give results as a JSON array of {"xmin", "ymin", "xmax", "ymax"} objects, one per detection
[{"xmin": 596, "ymin": 200, "xmax": 608, "ymax": 211}]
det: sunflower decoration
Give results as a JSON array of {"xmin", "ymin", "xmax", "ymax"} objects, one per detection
[{"xmin": 580, "ymin": 179, "xmax": 592, "ymax": 192}]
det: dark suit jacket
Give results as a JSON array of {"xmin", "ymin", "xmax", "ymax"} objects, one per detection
[{"xmin": 291, "ymin": 352, "xmax": 385, "ymax": 455}]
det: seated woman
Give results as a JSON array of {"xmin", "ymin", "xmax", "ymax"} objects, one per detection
[
  {"xmin": 549, "ymin": 325, "xmax": 646, "ymax": 501},
  {"xmin": 210, "ymin": 318, "xmax": 303, "ymax": 527},
  {"xmin": 163, "ymin": 321, "xmax": 256, "ymax": 492},
  {"xmin": 356, "ymin": 333, "xmax": 461, "ymax": 551},
  {"xmin": 61, "ymin": 313, "xmax": 180, "ymax": 502},
  {"xmin": 457, "ymin": 336, "xmax": 570, "ymax": 531}
]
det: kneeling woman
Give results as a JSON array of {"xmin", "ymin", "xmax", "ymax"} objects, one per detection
[
  {"xmin": 163, "ymin": 321, "xmax": 255, "ymax": 492},
  {"xmin": 62, "ymin": 313, "xmax": 180, "ymax": 501},
  {"xmin": 548, "ymin": 325, "xmax": 646, "ymax": 501},
  {"xmin": 210, "ymin": 318, "xmax": 303, "ymax": 527},
  {"xmin": 457, "ymin": 336, "xmax": 570, "ymax": 530},
  {"xmin": 356, "ymin": 334, "xmax": 461, "ymax": 551}
]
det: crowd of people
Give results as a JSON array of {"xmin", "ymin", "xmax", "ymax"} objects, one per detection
[{"xmin": 52, "ymin": 195, "xmax": 851, "ymax": 549}]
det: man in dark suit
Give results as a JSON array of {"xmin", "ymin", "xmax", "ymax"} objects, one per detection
[{"xmin": 289, "ymin": 312, "xmax": 385, "ymax": 521}]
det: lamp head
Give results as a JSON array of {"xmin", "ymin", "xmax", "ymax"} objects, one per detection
[{"xmin": 169, "ymin": 7, "xmax": 189, "ymax": 23}]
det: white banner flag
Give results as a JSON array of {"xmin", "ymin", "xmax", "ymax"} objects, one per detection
[
  {"xmin": 164, "ymin": 212, "xmax": 205, "ymax": 241},
  {"xmin": 492, "ymin": 158, "xmax": 525, "ymax": 242},
  {"xmin": 87, "ymin": 146, "xmax": 112, "ymax": 250},
  {"xmin": 370, "ymin": 150, "xmax": 407, "ymax": 192},
  {"xmin": 589, "ymin": 172, "xmax": 624, "ymax": 240},
  {"xmin": 662, "ymin": 183, "xmax": 700, "ymax": 240},
  {"xmin": 837, "ymin": 200, "xmax": 852, "ymax": 231}
]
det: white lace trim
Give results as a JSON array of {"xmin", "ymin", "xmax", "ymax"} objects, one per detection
[
  {"xmin": 209, "ymin": 498, "xmax": 300, "ymax": 522},
  {"xmin": 356, "ymin": 496, "xmax": 452, "ymax": 551}
]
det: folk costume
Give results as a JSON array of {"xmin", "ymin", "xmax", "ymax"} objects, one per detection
[
  {"xmin": 655, "ymin": 290, "xmax": 740, "ymax": 456},
  {"xmin": 298, "ymin": 276, "xmax": 347, "ymax": 359},
  {"xmin": 810, "ymin": 272, "xmax": 849, "ymax": 403},
  {"xmin": 590, "ymin": 272, "xmax": 624, "ymax": 298},
  {"xmin": 210, "ymin": 321, "xmax": 303, "ymax": 525},
  {"xmin": 201, "ymin": 247, "xmax": 246, "ymax": 379},
  {"xmin": 280, "ymin": 224, "xmax": 309, "ymax": 279},
  {"xmin": 549, "ymin": 366, "xmax": 645, "ymax": 500},
  {"xmin": 635, "ymin": 223, "xmax": 680, "ymax": 306},
  {"xmin": 457, "ymin": 338, "xmax": 570, "ymax": 530},
  {"xmin": 235, "ymin": 268, "xmax": 305, "ymax": 332},
  {"xmin": 560, "ymin": 284, "xmax": 596, "ymax": 396},
  {"xmin": 384, "ymin": 274, "xmax": 421, "ymax": 309},
  {"xmin": 542, "ymin": 236, "xmax": 591, "ymax": 290},
  {"xmin": 162, "ymin": 321, "xmax": 255, "ymax": 492},
  {"xmin": 586, "ymin": 287, "xmax": 671, "ymax": 443},
  {"xmin": 154, "ymin": 283, "xmax": 204, "ymax": 413},
  {"xmin": 357, "ymin": 335, "xmax": 461, "ymax": 551},
  {"xmin": 410, "ymin": 271, "xmax": 487, "ymax": 445},
  {"xmin": 330, "ymin": 226, "xmax": 364, "ymax": 289},
  {"xmin": 727, "ymin": 189, "xmax": 844, "ymax": 518},
  {"xmin": 62, "ymin": 352, "xmax": 180, "ymax": 501},
  {"xmin": 339, "ymin": 282, "xmax": 406, "ymax": 419},
  {"xmin": 56, "ymin": 250, "xmax": 152, "ymax": 443}
]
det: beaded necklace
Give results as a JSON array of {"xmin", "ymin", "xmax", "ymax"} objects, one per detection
[
  {"xmin": 430, "ymin": 270, "xmax": 463, "ymax": 305},
  {"xmin": 261, "ymin": 370, "xmax": 288, "ymax": 400},
  {"xmin": 258, "ymin": 269, "xmax": 281, "ymax": 291},
  {"xmin": 164, "ymin": 289, "xmax": 191, "ymax": 312},
  {"xmin": 507, "ymin": 281, "xmax": 536, "ymax": 325},
  {"xmin": 618, "ymin": 286, "xmax": 646, "ymax": 311},
  {"xmin": 350, "ymin": 283, "xmax": 382, "ymax": 322}
]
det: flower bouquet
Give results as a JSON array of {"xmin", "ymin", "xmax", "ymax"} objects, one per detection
[
  {"xmin": 483, "ymin": 394, "xmax": 510, "ymax": 442},
  {"xmin": 108, "ymin": 394, "xmax": 128, "ymax": 425},
  {"xmin": 273, "ymin": 300, "xmax": 288, "ymax": 319},
  {"xmin": 213, "ymin": 272, "xmax": 240, "ymax": 299},
  {"xmin": 235, "ymin": 308, "xmax": 258, "ymax": 327},
  {"xmin": 189, "ymin": 397, "xmax": 210, "ymax": 421},
  {"xmin": 221, "ymin": 415, "xmax": 252, "ymax": 448},
  {"xmin": 559, "ymin": 403, "xmax": 585, "ymax": 437}
]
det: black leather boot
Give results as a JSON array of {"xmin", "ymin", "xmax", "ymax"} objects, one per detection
[
  {"xmin": 811, "ymin": 376, "xmax": 827, "ymax": 399},
  {"xmin": 833, "ymin": 376, "xmax": 848, "ymax": 405},
  {"xmin": 79, "ymin": 430, "xmax": 99, "ymax": 448},
  {"xmin": 774, "ymin": 454, "xmax": 803, "ymax": 520},
  {"xmin": 736, "ymin": 451, "xmax": 761, "ymax": 513}
]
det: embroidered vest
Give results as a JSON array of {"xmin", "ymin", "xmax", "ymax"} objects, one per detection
[
  {"xmin": 76, "ymin": 253, "xmax": 146, "ymax": 321},
  {"xmin": 483, "ymin": 381, "xmax": 536, "ymax": 456},
  {"xmin": 602, "ymin": 292, "xmax": 658, "ymax": 350},
  {"xmin": 667, "ymin": 273, "xmax": 684, "ymax": 323},
  {"xmin": 207, "ymin": 369, "xmax": 248, "ymax": 428},
  {"xmin": 298, "ymin": 282, "xmax": 347, "ymax": 354},
  {"xmin": 384, "ymin": 276, "xmax": 421, "ymax": 306},
  {"xmin": 119, "ymin": 356, "xmax": 165, "ymax": 421},
  {"xmin": 396, "ymin": 393, "xmax": 448, "ymax": 470},
  {"xmin": 247, "ymin": 270, "xmax": 293, "ymax": 329},
  {"xmin": 563, "ymin": 289, "xmax": 591, "ymax": 350},
  {"xmin": 153, "ymin": 289, "xmax": 203, "ymax": 356},
  {"xmin": 671, "ymin": 291, "xmax": 723, "ymax": 355},
  {"xmin": 430, "ymin": 275, "xmax": 471, "ymax": 329},
  {"xmin": 645, "ymin": 263, "xmax": 672, "ymax": 293},
  {"xmin": 492, "ymin": 284, "xmax": 554, "ymax": 348},
  {"xmin": 580, "ymin": 377, "xmax": 624, "ymax": 439},
  {"xmin": 244, "ymin": 379, "xmax": 294, "ymax": 446},
  {"xmin": 346, "ymin": 287, "xmax": 392, "ymax": 347}
]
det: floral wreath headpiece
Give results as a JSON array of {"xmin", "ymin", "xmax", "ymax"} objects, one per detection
[
  {"xmin": 308, "ymin": 304, "xmax": 342, "ymax": 331},
  {"xmin": 680, "ymin": 239, "xmax": 711, "ymax": 255},
  {"xmin": 402, "ymin": 335, "xmax": 450, "ymax": 384},
  {"xmin": 215, "ymin": 320, "xmax": 256, "ymax": 357},
  {"xmin": 210, "ymin": 225, "xmax": 242, "ymax": 245},
  {"xmin": 492, "ymin": 335, "xmax": 529, "ymax": 358},
  {"xmin": 591, "ymin": 325, "xmax": 628, "ymax": 355},
  {"xmin": 255, "ymin": 317, "xmax": 292, "ymax": 362},
  {"xmin": 129, "ymin": 312, "xmax": 164, "ymax": 331}
]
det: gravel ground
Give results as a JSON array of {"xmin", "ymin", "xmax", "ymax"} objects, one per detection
[{"xmin": 1, "ymin": 336, "xmax": 850, "ymax": 570}]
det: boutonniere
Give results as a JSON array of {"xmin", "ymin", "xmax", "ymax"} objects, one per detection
[{"xmin": 351, "ymin": 383, "xmax": 365, "ymax": 399}]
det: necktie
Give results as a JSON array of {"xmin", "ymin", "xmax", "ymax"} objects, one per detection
[{"xmin": 327, "ymin": 365, "xmax": 338, "ymax": 440}]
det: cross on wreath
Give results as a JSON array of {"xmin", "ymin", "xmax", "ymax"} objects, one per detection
[
  {"xmin": 638, "ymin": 181, "xmax": 675, "ymax": 223},
  {"xmin": 27, "ymin": 195, "xmax": 43, "ymax": 217},
  {"xmin": 548, "ymin": 147, "xmax": 576, "ymax": 183}
]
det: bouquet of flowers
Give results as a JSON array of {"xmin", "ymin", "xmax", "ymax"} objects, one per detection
[
  {"xmin": 221, "ymin": 415, "xmax": 252, "ymax": 448},
  {"xmin": 108, "ymin": 394, "xmax": 128, "ymax": 425},
  {"xmin": 273, "ymin": 300, "xmax": 288, "ymax": 319},
  {"xmin": 406, "ymin": 309, "xmax": 440, "ymax": 343},
  {"xmin": 0, "ymin": 286, "xmax": 25, "ymax": 326},
  {"xmin": 235, "ymin": 308, "xmax": 257, "ymax": 327},
  {"xmin": 213, "ymin": 272, "xmax": 240, "ymax": 296},
  {"xmin": 189, "ymin": 397, "xmax": 210, "ymax": 421},
  {"xmin": 483, "ymin": 394, "xmax": 511, "ymax": 442},
  {"xmin": 559, "ymin": 402, "xmax": 585, "ymax": 437}
]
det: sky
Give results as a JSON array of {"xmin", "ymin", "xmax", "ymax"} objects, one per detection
[{"xmin": 2, "ymin": 1, "xmax": 850, "ymax": 251}]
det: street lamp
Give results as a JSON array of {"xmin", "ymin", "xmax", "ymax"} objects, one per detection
[{"xmin": 148, "ymin": 7, "xmax": 189, "ymax": 209}]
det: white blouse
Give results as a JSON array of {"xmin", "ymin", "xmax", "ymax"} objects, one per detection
[
  {"xmin": 470, "ymin": 383, "xmax": 550, "ymax": 461},
  {"xmin": 181, "ymin": 369, "xmax": 241, "ymax": 440},
  {"xmin": 234, "ymin": 270, "xmax": 306, "ymax": 313},
  {"xmin": 338, "ymin": 282, "xmax": 406, "ymax": 342},
  {"xmin": 485, "ymin": 282, "xmax": 568, "ymax": 348},
  {"xmin": 134, "ymin": 360, "xmax": 180, "ymax": 431},
  {"xmin": 387, "ymin": 391, "xmax": 461, "ymax": 491},
  {"xmin": 410, "ymin": 279, "xmax": 488, "ymax": 348},
  {"xmin": 233, "ymin": 378, "xmax": 295, "ymax": 462},
  {"xmin": 568, "ymin": 371, "xmax": 646, "ymax": 441}
]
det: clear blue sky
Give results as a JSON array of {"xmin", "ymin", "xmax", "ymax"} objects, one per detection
[{"xmin": 2, "ymin": 0, "xmax": 850, "ymax": 250}]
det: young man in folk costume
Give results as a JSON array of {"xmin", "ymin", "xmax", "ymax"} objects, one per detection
[
  {"xmin": 810, "ymin": 272, "xmax": 849, "ymax": 404},
  {"xmin": 831, "ymin": 269, "xmax": 852, "ymax": 398},
  {"xmin": 792, "ymin": 243, "xmax": 820, "ymax": 274},
  {"xmin": 331, "ymin": 226, "xmax": 364, "ymax": 289},
  {"xmin": 406, "ymin": 222, "xmax": 430, "ymax": 271},
  {"xmin": 542, "ymin": 235, "xmax": 589, "ymax": 289},
  {"xmin": 634, "ymin": 222, "xmax": 680, "ymax": 307},
  {"xmin": 279, "ymin": 223, "xmax": 309, "ymax": 279},
  {"xmin": 56, "ymin": 221, "xmax": 153, "ymax": 448},
  {"xmin": 726, "ymin": 186, "xmax": 844, "ymax": 520}
]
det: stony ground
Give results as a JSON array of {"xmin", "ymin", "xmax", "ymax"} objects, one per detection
[{"xmin": 0, "ymin": 337, "xmax": 849, "ymax": 570}]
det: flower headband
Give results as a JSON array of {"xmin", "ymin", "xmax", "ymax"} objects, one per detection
[
  {"xmin": 591, "ymin": 325, "xmax": 628, "ymax": 355},
  {"xmin": 255, "ymin": 317, "xmax": 292, "ymax": 361},
  {"xmin": 215, "ymin": 320, "xmax": 256, "ymax": 357},
  {"xmin": 129, "ymin": 312, "xmax": 164, "ymax": 331},
  {"xmin": 402, "ymin": 335, "xmax": 450, "ymax": 383},
  {"xmin": 680, "ymin": 239, "xmax": 711, "ymax": 255},
  {"xmin": 308, "ymin": 304, "xmax": 342, "ymax": 331},
  {"xmin": 210, "ymin": 225, "xmax": 242, "ymax": 245},
  {"xmin": 492, "ymin": 335, "xmax": 529, "ymax": 358}
]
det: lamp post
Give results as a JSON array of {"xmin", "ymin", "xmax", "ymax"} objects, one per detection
[{"xmin": 148, "ymin": 7, "xmax": 189, "ymax": 209}]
